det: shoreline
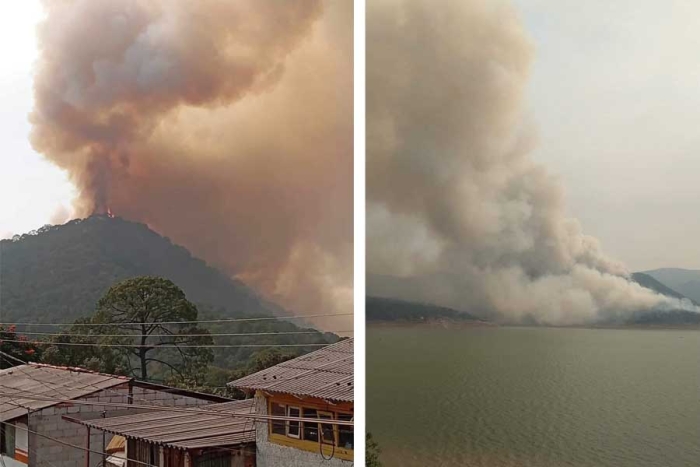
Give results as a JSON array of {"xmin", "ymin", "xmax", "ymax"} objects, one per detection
[
  {"xmin": 367, "ymin": 321, "xmax": 700, "ymax": 331},
  {"xmin": 366, "ymin": 319, "xmax": 497, "ymax": 329}
]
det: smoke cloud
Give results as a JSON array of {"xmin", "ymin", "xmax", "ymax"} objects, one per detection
[
  {"xmin": 31, "ymin": 0, "xmax": 353, "ymax": 328},
  {"xmin": 367, "ymin": 0, "xmax": 697, "ymax": 325}
]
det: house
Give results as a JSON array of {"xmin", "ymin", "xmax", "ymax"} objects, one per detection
[
  {"xmin": 73, "ymin": 399, "xmax": 256, "ymax": 467},
  {"xmin": 229, "ymin": 338, "xmax": 354, "ymax": 466},
  {"xmin": 0, "ymin": 364, "xmax": 229, "ymax": 467}
]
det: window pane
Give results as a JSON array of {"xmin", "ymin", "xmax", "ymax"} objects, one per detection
[
  {"xmin": 302, "ymin": 408, "xmax": 318, "ymax": 441},
  {"xmin": 337, "ymin": 413, "xmax": 353, "ymax": 450},
  {"xmin": 287, "ymin": 407, "xmax": 300, "ymax": 438},
  {"xmin": 271, "ymin": 403, "xmax": 286, "ymax": 435}
]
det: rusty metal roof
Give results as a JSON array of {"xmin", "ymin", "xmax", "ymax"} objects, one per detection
[
  {"xmin": 0, "ymin": 364, "xmax": 131, "ymax": 422},
  {"xmin": 75, "ymin": 399, "xmax": 256, "ymax": 450},
  {"xmin": 229, "ymin": 338, "xmax": 353, "ymax": 402}
]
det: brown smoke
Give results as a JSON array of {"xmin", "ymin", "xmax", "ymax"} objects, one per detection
[
  {"xmin": 31, "ymin": 0, "xmax": 353, "ymax": 328},
  {"xmin": 367, "ymin": 0, "xmax": 696, "ymax": 324}
]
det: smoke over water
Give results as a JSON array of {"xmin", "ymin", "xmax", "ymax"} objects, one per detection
[
  {"xmin": 367, "ymin": 0, "xmax": 698, "ymax": 325},
  {"xmin": 31, "ymin": 0, "xmax": 353, "ymax": 327}
]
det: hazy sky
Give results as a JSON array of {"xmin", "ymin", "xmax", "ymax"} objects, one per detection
[
  {"xmin": 0, "ymin": 1, "xmax": 75, "ymax": 239},
  {"xmin": 512, "ymin": 0, "xmax": 700, "ymax": 270}
]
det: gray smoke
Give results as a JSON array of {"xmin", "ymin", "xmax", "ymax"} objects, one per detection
[
  {"xmin": 367, "ymin": 0, "xmax": 697, "ymax": 324},
  {"xmin": 31, "ymin": 0, "xmax": 353, "ymax": 329}
]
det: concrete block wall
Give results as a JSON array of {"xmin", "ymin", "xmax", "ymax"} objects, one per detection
[
  {"xmin": 131, "ymin": 386, "xmax": 215, "ymax": 408},
  {"xmin": 253, "ymin": 393, "xmax": 352, "ymax": 467},
  {"xmin": 28, "ymin": 383, "xmax": 216, "ymax": 467},
  {"xmin": 29, "ymin": 383, "xmax": 132, "ymax": 467}
]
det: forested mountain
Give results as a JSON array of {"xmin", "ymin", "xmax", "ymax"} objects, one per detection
[
  {"xmin": 367, "ymin": 296, "xmax": 483, "ymax": 323},
  {"xmin": 366, "ymin": 273, "xmax": 699, "ymax": 327},
  {"xmin": 642, "ymin": 268, "xmax": 700, "ymax": 304},
  {"xmin": 629, "ymin": 272, "xmax": 692, "ymax": 302},
  {"xmin": 625, "ymin": 272, "xmax": 700, "ymax": 325},
  {"xmin": 0, "ymin": 215, "xmax": 338, "ymax": 374},
  {"xmin": 0, "ymin": 215, "xmax": 282, "ymax": 323}
]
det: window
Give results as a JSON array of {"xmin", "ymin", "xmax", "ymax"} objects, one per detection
[
  {"xmin": 287, "ymin": 406, "xmax": 301, "ymax": 439},
  {"xmin": 267, "ymin": 399, "xmax": 354, "ymax": 460},
  {"xmin": 337, "ymin": 413, "xmax": 353, "ymax": 449},
  {"xmin": 270, "ymin": 402, "xmax": 286, "ymax": 436},
  {"xmin": 302, "ymin": 408, "xmax": 318, "ymax": 441},
  {"xmin": 318, "ymin": 412, "xmax": 336, "ymax": 446},
  {"xmin": 1, "ymin": 423, "xmax": 15, "ymax": 457}
]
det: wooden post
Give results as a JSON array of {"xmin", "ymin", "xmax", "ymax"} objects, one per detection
[
  {"xmin": 85, "ymin": 426, "xmax": 91, "ymax": 467},
  {"xmin": 102, "ymin": 411, "xmax": 107, "ymax": 467}
]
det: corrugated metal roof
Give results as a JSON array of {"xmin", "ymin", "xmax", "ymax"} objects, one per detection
[
  {"xmin": 229, "ymin": 338, "xmax": 353, "ymax": 402},
  {"xmin": 0, "ymin": 364, "xmax": 130, "ymax": 422},
  {"xmin": 76, "ymin": 400, "xmax": 256, "ymax": 449}
]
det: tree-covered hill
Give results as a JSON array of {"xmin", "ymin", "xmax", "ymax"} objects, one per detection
[
  {"xmin": 625, "ymin": 272, "xmax": 700, "ymax": 325},
  {"xmin": 366, "ymin": 296, "xmax": 483, "ymax": 323},
  {"xmin": 0, "ymin": 215, "xmax": 283, "ymax": 323},
  {"xmin": 630, "ymin": 272, "xmax": 693, "ymax": 302},
  {"xmin": 0, "ymin": 216, "xmax": 338, "ymax": 374},
  {"xmin": 642, "ymin": 268, "xmax": 700, "ymax": 304}
]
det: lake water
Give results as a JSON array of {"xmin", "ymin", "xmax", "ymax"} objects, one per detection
[{"xmin": 367, "ymin": 326, "xmax": 700, "ymax": 467}]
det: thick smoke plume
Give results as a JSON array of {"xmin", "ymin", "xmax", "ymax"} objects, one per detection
[
  {"xmin": 31, "ymin": 0, "xmax": 353, "ymax": 328},
  {"xmin": 367, "ymin": 0, "xmax": 697, "ymax": 324}
]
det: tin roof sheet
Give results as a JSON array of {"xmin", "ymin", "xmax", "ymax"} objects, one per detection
[
  {"xmin": 0, "ymin": 364, "xmax": 130, "ymax": 422},
  {"xmin": 229, "ymin": 338, "xmax": 353, "ymax": 402},
  {"xmin": 76, "ymin": 399, "xmax": 256, "ymax": 449}
]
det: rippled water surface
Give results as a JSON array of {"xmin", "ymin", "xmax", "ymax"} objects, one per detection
[{"xmin": 367, "ymin": 326, "xmax": 700, "ymax": 467}]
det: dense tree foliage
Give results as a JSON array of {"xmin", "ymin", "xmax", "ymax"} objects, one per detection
[
  {"xmin": 200, "ymin": 348, "xmax": 299, "ymax": 398},
  {"xmin": 88, "ymin": 276, "xmax": 214, "ymax": 382},
  {"xmin": 0, "ymin": 325, "xmax": 41, "ymax": 368},
  {"xmin": 40, "ymin": 317, "xmax": 128, "ymax": 375},
  {"xmin": 366, "ymin": 433, "xmax": 383, "ymax": 467},
  {"xmin": 0, "ymin": 216, "xmax": 338, "ymax": 373},
  {"xmin": 0, "ymin": 215, "xmax": 277, "ymax": 324},
  {"xmin": 366, "ymin": 296, "xmax": 480, "ymax": 322}
]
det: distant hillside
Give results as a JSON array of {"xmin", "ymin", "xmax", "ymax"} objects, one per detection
[
  {"xmin": 643, "ymin": 268, "xmax": 700, "ymax": 304},
  {"xmin": 624, "ymin": 309, "xmax": 700, "ymax": 326},
  {"xmin": 630, "ymin": 272, "xmax": 690, "ymax": 302},
  {"xmin": 626, "ymin": 272, "xmax": 700, "ymax": 326},
  {"xmin": 367, "ymin": 273, "xmax": 699, "ymax": 327},
  {"xmin": 367, "ymin": 296, "xmax": 484, "ymax": 323},
  {"xmin": 0, "ymin": 215, "xmax": 283, "ymax": 324}
]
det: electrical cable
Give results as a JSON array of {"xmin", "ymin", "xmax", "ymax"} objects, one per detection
[{"xmin": 1, "ymin": 312, "xmax": 352, "ymax": 327}]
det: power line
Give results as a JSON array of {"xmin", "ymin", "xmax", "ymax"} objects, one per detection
[
  {"xmin": 0, "ymin": 359, "xmax": 156, "ymax": 466},
  {"xmin": 0, "ymin": 349, "xmax": 353, "ymax": 434},
  {"xmin": 0, "ymin": 350, "xmax": 211, "ymax": 411},
  {"xmin": 11, "ymin": 330, "xmax": 353, "ymax": 338},
  {"xmin": 0, "ymin": 339, "xmax": 330, "ymax": 349},
  {"xmin": 0, "ymin": 421, "xmax": 61, "ymax": 467},
  {"xmin": 5, "ymin": 420, "xmax": 158, "ymax": 467},
  {"xmin": 0, "ymin": 390, "xmax": 354, "ymax": 427},
  {"xmin": 0, "ymin": 351, "xmax": 77, "ymax": 403},
  {"xmin": 0, "ymin": 352, "xmax": 353, "ymax": 426},
  {"xmin": 0, "ymin": 357, "xmax": 354, "ymax": 460},
  {"xmin": 0, "ymin": 312, "xmax": 353, "ymax": 327}
]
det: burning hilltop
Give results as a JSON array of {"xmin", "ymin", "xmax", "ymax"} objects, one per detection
[{"xmin": 29, "ymin": 0, "xmax": 353, "ymax": 327}]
